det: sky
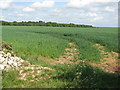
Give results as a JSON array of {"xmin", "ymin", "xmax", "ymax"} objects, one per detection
[{"xmin": 0, "ymin": 0, "xmax": 119, "ymax": 27}]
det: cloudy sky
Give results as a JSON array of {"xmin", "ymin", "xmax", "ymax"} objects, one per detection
[{"xmin": 0, "ymin": 0, "xmax": 119, "ymax": 27}]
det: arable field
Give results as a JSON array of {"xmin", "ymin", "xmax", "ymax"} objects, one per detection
[{"xmin": 2, "ymin": 26, "xmax": 119, "ymax": 88}]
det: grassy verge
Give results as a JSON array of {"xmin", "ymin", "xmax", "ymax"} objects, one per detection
[{"xmin": 2, "ymin": 63, "xmax": 119, "ymax": 88}]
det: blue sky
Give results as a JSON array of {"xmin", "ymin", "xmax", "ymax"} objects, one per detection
[{"xmin": 0, "ymin": 0, "xmax": 119, "ymax": 27}]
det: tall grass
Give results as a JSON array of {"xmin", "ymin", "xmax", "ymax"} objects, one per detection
[
  {"xmin": 2, "ymin": 26, "xmax": 119, "ymax": 88},
  {"xmin": 2, "ymin": 26, "xmax": 118, "ymax": 62},
  {"xmin": 2, "ymin": 26, "xmax": 68, "ymax": 59}
]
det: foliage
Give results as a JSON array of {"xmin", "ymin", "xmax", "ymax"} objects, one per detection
[
  {"xmin": 2, "ymin": 64, "xmax": 119, "ymax": 88},
  {"xmin": 54, "ymin": 63, "xmax": 119, "ymax": 88},
  {"xmin": 0, "ymin": 20, "xmax": 93, "ymax": 28}
]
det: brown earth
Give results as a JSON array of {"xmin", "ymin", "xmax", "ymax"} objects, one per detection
[
  {"xmin": 50, "ymin": 42, "xmax": 80, "ymax": 65},
  {"xmin": 18, "ymin": 42, "xmax": 80, "ymax": 81},
  {"xmin": 18, "ymin": 42, "xmax": 120, "ymax": 81},
  {"xmin": 88, "ymin": 43, "xmax": 120, "ymax": 74}
]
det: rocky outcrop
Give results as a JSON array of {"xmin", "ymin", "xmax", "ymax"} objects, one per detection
[
  {"xmin": 0, "ymin": 50, "xmax": 30, "ymax": 71},
  {"xmin": 0, "ymin": 41, "xmax": 30, "ymax": 71}
]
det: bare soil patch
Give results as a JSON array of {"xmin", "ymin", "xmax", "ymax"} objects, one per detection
[
  {"xmin": 50, "ymin": 42, "xmax": 80, "ymax": 65},
  {"xmin": 88, "ymin": 43, "xmax": 120, "ymax": 74},
  {"xmin": 18, "ymin": 64, "xmax": 55, "ymax": 81},
  {"xmin": 14, "ymin": 42, "xmax": 120, "ymax": 82}
]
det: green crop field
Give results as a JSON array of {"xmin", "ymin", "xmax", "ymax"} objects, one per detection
[
  {"xmin": 2, "ymin": 26, "xmax": 118, "ymax": 61},
  {"xmin": 1, "ymin": 26, "xmax": 119, "ymax": 88}
]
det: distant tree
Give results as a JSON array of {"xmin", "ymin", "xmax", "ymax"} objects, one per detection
[{"xmin": 1, "ymin": 20, "xmax": 93, "ymax": 28}]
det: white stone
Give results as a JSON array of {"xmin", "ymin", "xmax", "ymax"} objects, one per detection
[
  {"xmin": 4, "ymin": 65, "xmax": 11, "ymax": 70},
  {"xmin": 2, "ymin": 60, "xmax": 7, "ymax": 65},
  {"xmin": 14, "ymin": 57, "xmax": 20, "ymax": 61},
  {"xmin": 10, "ymin": 57, "xmax": 14, "ymax": 61},
  {"xmin": 7, "ymin": 60, "xmax": 14, "ymax": 65},
  {"xmin": 0, "ymin": 54, "xmax": 2, "ymax": 57},
  {"xmin": 20, "ymin": 59, "xmax": 24, "ymax": 63},
  {"xmin": 13, "ymin": 62, "xmax": 18, "ymax": 67},
  {"xmin": 0, "ymin": 57, "xmax": 6, "ymax": 63},
  {"xmin": 7, "ymin": 52, "xmax": 11, "ymax": 57},
  {"xmin": 0, "ymin": 65, "xmax": 5, "ymax": 70},
  {"xmin": 2, "ymin": 49, "xmax": 6, "ymax": 52},
  {"xmin": 19, "ymin": 70, "xmax": 23, "ymax": 74},
  {"xmin": 1, "ymin": 51, "xmax": 4, "ymax": 54},
  {"xmin": 0, "ymin": 50, "xmax": 27, "ymax": 71},
  {"xmin": 3, "ymin": 54, "xmax": 7, "ymax": 58}
]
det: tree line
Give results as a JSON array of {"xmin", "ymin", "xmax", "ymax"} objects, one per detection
[{"xmin": 0, "ymin": 21, "xmax": 93, "ymax": 28}]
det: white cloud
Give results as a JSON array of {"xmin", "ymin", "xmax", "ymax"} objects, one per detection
[
  {"xmin": 51, "ymin": 8, "xmax": 103, "ymax": 23},
  {"xmin": 1, "ymin": 0, "xmax": 118, "ymax": 27},
  {"xmin": 90, "ymin": 8, "xmax": 99, "ymax": 12},
  {"xmin": 90, "ymin": 16, "xmax": 103, "ymax": 22},
  {"xmin": 12, "ymin": 4, "xmax": 25, "ymax": 10},
  {"xmin": 32, "ymin": 1, "xmax": 55, "ymax": 8},
  {"xmin": 67, "ymin": 0, "xmax": 90, "ymax": 8},
  {"xmin": 105, "ymin": 6, "xmax": 115, "ymax": 12},
  {"xmin": 0, "ymin": 0, "xmax": 14, "ymax": 9},
  {"xmin": 87, "ymin": 12, "xmax": 98, "ymax": 17},
  {"xmin": 22, "ymin": 1, "xmax": 55, "ymax": 13},
  {"xmin": 67, "ymin": 0, "xmax": 119, "ymax": 8},
  {"xmin": 8, "ymin": 13, "xmax": 13, "ymax": 15},
  {"xmin": 96, "ymin": 0, "xmax": 119, "ymax": 3},
  {"xmin": 17, "ymin": 13, "xmax": 26, "ymax": 16},
  {"xmin": 23, "ymin": 7, "xmax": 35, "ymax": 12},
  {"xmin": 17, "ymin": 14, "xmax": 24, "ymax": 16},
  {"xmin": 81, "ymin": 12, "xmax": 103, "ymax": 22}
]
